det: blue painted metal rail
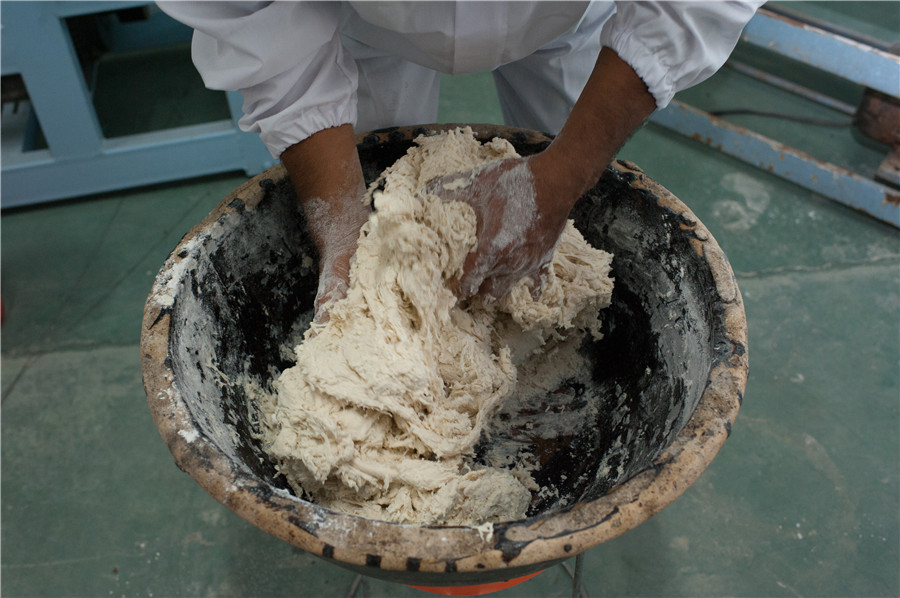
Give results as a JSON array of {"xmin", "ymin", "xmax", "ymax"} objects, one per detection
[
  {"xmin": 652, "ymin": 101, "xmax": 900, "ymax": 228},
  {"xmin": 740, "ymin": 7, "xmax": 899, "ymax": 97},
  {"xmin": 651, "ymin": 7, "xmax": 900, "ymax": 229}
]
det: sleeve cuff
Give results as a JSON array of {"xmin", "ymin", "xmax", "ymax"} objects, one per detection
[
  {"xmin": 600, "ymin": 2, "xmax": 764, "ymax": 110},
  {"xmin": 600, "ymin": 26, "xmax": 676, "ymax": 108},
  {"xmin": 242, "ymin": 101, "xmax": 358, "ymax": 159}
]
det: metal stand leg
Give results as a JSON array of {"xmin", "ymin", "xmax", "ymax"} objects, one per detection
[
  {"xmin": 346, "ymin": 574, "xmax": 371, "ymax": 598},
  {"xmin": 352, "ymin": 561, "xmax": 586, "ymax": 596},
  {"xmin": 561, "ymin": 553, "xmax": 588, "ymax": 598},
  {"xmin": 572, "ymin": 553, "xmax": 584, "ymax": 598}
]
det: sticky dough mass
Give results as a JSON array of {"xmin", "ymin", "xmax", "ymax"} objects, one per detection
[{"xmin": 258, "ymin": 127, "xmax": 614, "ymax": 526}]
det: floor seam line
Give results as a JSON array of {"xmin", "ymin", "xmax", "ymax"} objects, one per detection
[
  {"xmin": 735, "ymin": 254, "xmax": 900, "ymax": 279},
  {"xmin": 1, "ymin": 354, "xmax": 40, "ymax": 403},
  {"xmin": 2, "ymin": 342, "xmax": 141, "ymax": 362},
  {"xmin": 56, "ymin": 188, "xmax": 217, "ymax": 339}
]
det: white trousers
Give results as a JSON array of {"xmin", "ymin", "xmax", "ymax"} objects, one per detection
[{"xmin": 342, "ymin": 3, "xmax": 612, "ymax": 136}]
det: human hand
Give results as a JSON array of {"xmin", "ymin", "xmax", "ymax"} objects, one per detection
[
  {"xmin": 281, "ymin": 124, "xmax": 370, "ymax": 323},
  {"xmin": 426, "ymin": 152, "xmax": 579, "ymax": 299},
  {"xmin": 304, "ymin": 190, "xmax": 369, "ymax": 322},
  {"xmin": 428, "ymin": 46, "xmax": 658, "ymax": 300}
]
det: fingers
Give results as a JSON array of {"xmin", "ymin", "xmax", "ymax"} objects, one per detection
[
  {"xmin": 452, "ymin": 251, "xmax": 482, "ymax": 300},
  {"xmin": 424, "ymin": 158, "xmax": 559, "ymax": 302},
  {"xmin": 458, "ymin": 260, "xmax": 545, "ymax": 301},
  {"xmin": 313, "ymin": 250, "xmax": 353, "ymax": 324},
  {"xmin": 474, "ymin": 256, "xmax": 553, "ymax": 301},
  {"xmin": 453, "ymin": 240, "xmax": 552, "ymax": 301},
  {"xmin": 480, "ymin": 268, "xmax": 543, "ymax": 301},
  {"xmin": 527, "ymin": 262, "xmax": 553, "ymax": 301},
  {"xmin": 425, "ymin": 173, "xmax": 470, "ymax": 199},
  {"xmin": 313, "ymin": 276, "xmax": 347, "ymax": 324},
  {"xmin": 479, "ymin": 275, "xmax": 516, "ymax": 300}
]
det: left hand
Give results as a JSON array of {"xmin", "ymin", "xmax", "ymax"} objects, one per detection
[
  {"xmin": 426, "ymin": 152, "xmax": 579, "ymax": 299},
  {"xmin": 427, "ymin": 47, "xmax": 658, "ymax": 300},
  {"xmin": 281, "ymin": 124, "xmax": 370, "ymax": 323}
]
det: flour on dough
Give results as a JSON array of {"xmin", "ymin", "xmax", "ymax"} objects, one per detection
[{"xmin": 256, "ymin": 127, "xmax": 614, "ymax": 526}]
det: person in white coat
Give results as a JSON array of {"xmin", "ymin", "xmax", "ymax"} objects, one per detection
[{"xmin": 160, "ymin": 1, "xmax": 762, "ymax": 317}]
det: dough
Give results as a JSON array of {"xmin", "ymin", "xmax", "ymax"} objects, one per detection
[{"xmin": 256, "ymin": 128, "xmax": 613, "ymax": 526}]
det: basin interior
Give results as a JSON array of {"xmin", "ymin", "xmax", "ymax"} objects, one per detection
[{"xmin": 166, "ymin": 130, "xmax": 729, "ymax": 522}]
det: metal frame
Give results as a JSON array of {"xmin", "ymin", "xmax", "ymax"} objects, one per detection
[
  {"xmin": 345, "ymin": 554, "xmax": 587, "ymax": 597},
  {"xmin": 653, "ymin": 101, "xmax": 899, "ymax": 227},
  {"xmin": 650, "ymin": 7, "xmax": 900, "ymax": 228},
  {"xmin": 1, "ymin": 1, "xmax": 275, "ymax": 209},
  {"xmin": 740, "ymin": 5, "xmax": 898, "ymax": 97}
]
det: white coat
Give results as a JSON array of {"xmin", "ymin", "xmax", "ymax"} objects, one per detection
[{"xmin": 159, "ymin": 1, "xmax": 762, "ymax": 157}]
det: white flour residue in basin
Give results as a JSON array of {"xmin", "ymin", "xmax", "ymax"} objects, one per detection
[
  {"xmin": 150, "ymin": 232, "xmax": 210, "ymax": 308},
  {"xmin": 256, "ymin": 128, "xmax": 614, "ymax": 526}
]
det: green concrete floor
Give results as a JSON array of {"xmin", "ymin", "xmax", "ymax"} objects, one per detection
[{"xmin": 2, "ymin": 4, "xmax": 899, "ymax": 597}]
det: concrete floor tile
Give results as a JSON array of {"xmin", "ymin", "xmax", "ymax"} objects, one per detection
[
  {"xmin": 1, "ymin": 199, "xmax": 123, "ymax": 353},
  {"xmin": 2, "ymin": 346, "xmax": 297, "ymax": 596},
  {"xmin": 1, "ymin": 174, "xmax": 246, "ymax": 355}
]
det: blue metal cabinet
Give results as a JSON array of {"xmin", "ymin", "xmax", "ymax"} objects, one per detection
[{"xmin": 1, "ymin": 1, "xmax": 275, "ymax": 208}]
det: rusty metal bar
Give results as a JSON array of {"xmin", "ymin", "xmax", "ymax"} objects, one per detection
[
  {"xmin": 760, "ymin": 4, "xmax": 895, "ymax": 53},
  {"xmin": 741, "ymin": 8, "xmax": 900, "ymax": 98},
  {"xmin": 651, "ymin": 101, "xmax": 900, "ymax": 228}
]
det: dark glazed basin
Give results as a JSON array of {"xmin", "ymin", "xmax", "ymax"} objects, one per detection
[{"xmin": 141, "ymin": 124, "xmax": 748, "ymax": 587}]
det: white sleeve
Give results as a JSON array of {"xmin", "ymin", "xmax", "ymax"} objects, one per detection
[
  {"xmin": 600, "ymin": 1, "xmax": 764, "ymax": 108},
  {"xmin": 157, "ymin": 1, "xmax": 358, "ymax": 157}
]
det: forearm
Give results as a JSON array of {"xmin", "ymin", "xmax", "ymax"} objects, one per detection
[
  {"xmin": 281, "ymin": 124, "xmax": 370, "ymax": 315},
  {"xmin": 534, "ymin": 47, "xmax": 657, "ymax": 214},
  {"xmin": 281, "ymin": 124, "xmax": 368, "ymax": 252}
]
